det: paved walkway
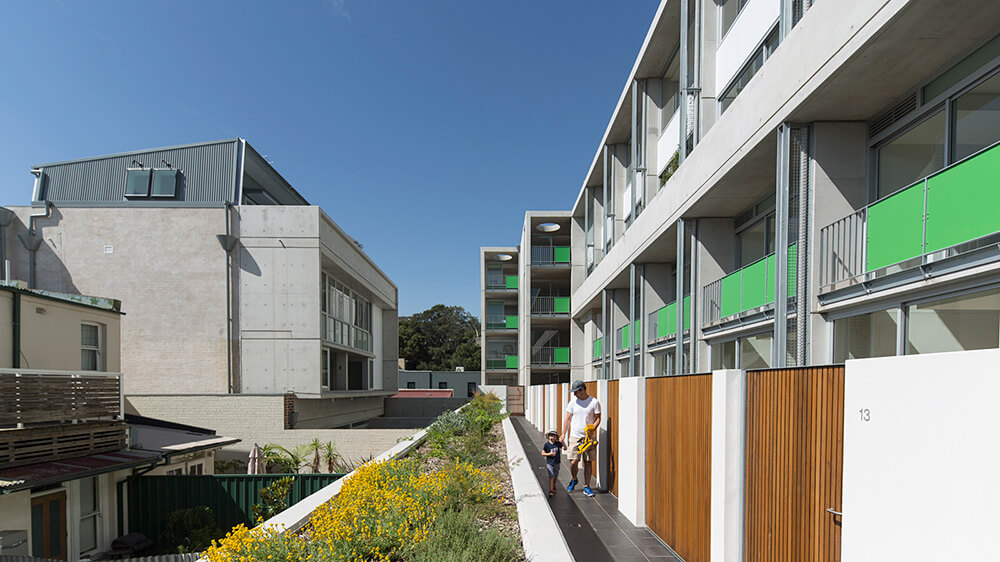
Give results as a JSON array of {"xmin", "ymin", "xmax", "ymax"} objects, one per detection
[{"xmin": 511, "ymin": 416, "xmax": 682, "ymax": 562}]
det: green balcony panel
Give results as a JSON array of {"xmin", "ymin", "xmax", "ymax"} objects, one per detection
[
  {"xmin": 554, "ymin": 297, "xmax": 570, "ymax": 314},
  {"xmin": 506, "ymin": 315, "xmax": 518, "ymax": 329},
  {"xmin": 787, "ymin": 243, "xmax": 797, "ymax": 295},
  {"xmin": 866, "ymin": 181, "xmax": 925, "ymax": 271},
  {"xmin": 633, "ymin": 321, "xmax": 641, "ymax": 346},
  {"xmin": 765, "ymin": 254, "xmax": 776, "ymax": 306},
  {"xmin": 554, "ymin": 246, "xmax": 571, "ymax": 263},
  {"xmin": 505, "ymin": 275, "xmax": 519, "ymax": 289},
  {"xmin": 682, "ymin": 294, "xmax": 691, "ymax": 331},
  {"xmin": 656, "ymin": 304, "xmax": 671, "ymax": 338},
  {"xmin": 486, "ymin": 359, "xmax": 506, "ymax": 369},
  {"xmin": 593, "ymin": 337, "xmax": 603, "ymax": 359},
  {"xmin": 620, "ymin": 325, "xmax": 630, "ymax": 350},
  {"xmin": 925, "ymin": 143, "xmax": 1000, "ymax": 254},
  {"xmin": 506, "ymin": 355, "xmax": 518, "ymax": 369},
  {"xmin": 554, "ymin": 347, "xmax": 570, "ymax": 364},
  {"xmin": 741, "ymin": 258, "xmax": 768, "ymax": 312},
  {"xmin": 720, "ymin": 271, "xmax": 742, "ymax": 318}
]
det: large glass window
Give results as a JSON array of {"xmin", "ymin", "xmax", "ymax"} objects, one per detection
[
  {"xmin": 740, "ymin": 332, "xmax": 772, "ymax": 370},
  {"xmin": 953, "ymin": 71, "xmax": 1000, "ymax": 161},
  {"xmin": 906, "ymin": 287, "xmax": 1000, "ymax": 355},
  {"xmin": 720, "ymin": 27, "xmax": 779, "ymax": 114},
  {"xmin": 876, "ymin": 109, "xmax": 946, "ymax": 199},
  {"xmin": 833, "ymin": 309, "xmax": 898, "ymax": 362},
  {"xmin": 711, "ymin": 340, "xmax": 737, "ymax": 370},
  {"xmin": 719, "ymin": 0, "xmax": 749, "ymax": 39},
  {"xmin": 79, "ymin": 477, "xmax": 100, "ymax": 553},
  {"xmin": 737, "ymin": 215, "xmax": 775, "ymax": 267},
  {"xmin": 322, "ymin": 273, "xmax": 371, "ymax": 353},
  {"xmin": 81, "ymin": 324, "xmax": 103, "ymax": 371}
]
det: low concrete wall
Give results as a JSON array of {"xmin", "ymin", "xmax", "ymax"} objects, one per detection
[
  {"xmin": 383, "ymin": 397, "xmax": 468, "ymax": 418},
  {"xmin": 367, "ymin": 417, "xmax": 436, "ymax": 429}
]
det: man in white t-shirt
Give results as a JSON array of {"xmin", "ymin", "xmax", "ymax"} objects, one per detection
[{"xmin": 561, "ymin": 379, "xmax": 601, "ymax": 497}]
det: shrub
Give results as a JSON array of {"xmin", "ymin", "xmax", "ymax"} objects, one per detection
[
  {"xmin": 162, "ymin": 506, "xmax": 222, "ymax": 554},
  {"xmin": 410, "ymin": 508, "xmax": 521, "ymax": 562},
  {"xmin": 251, "ymin": 476, "xmax": 295, "ymax": 522}
]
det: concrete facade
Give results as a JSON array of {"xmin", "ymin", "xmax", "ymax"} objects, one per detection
[{"xmin": 397, "ymin": 370, "xmax": 482, "ymax": 397}]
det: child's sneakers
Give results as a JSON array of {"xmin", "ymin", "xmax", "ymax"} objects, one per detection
[
  {"xmin": 567, "ymin": 479, "xmax": 578, "ymax": 492},
  {"xmin": 583, "ymin": 486, "xmax": 595, "ymax": 497}
]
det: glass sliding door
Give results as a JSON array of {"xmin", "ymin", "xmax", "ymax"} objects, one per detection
[
  {"xmin": 876, "ymin": 109, "xmax": 946, "ymax": 199},
  {"xmin": 953, "ymin": 71, "xmax": 1000, "ymax": 161},
  {"xmin": 906, "ymin": 287, "xmax": 1000, "ymax": 355},
  {"xmin": 833, "ymin": 309, "xmax": 899, "ymax": 362}
]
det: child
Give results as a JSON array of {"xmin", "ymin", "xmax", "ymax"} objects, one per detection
[{"xmin": 542, "ymin": 429, "xmax": 565, "ymax": 497}]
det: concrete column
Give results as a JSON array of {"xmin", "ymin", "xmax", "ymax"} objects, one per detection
[
  {"xmin": 710, "ymin": 369, "xmax": 746, "ymax": 562},
  {"xmin": 596, "ymin": 379, "xmax": 610, "ymax": 490},
  {"xmin": 617, "ymin": 376, "xmax": 646, "ymax": 527}
]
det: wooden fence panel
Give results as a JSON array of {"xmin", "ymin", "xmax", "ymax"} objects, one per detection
[
  {"xmin": 745, "ymin": 366, "xmax": 845, "ymax": 562},
  {"xmin": 506, "ymin": 385, "xmax": 524, "ymax": 415},
  {"xmin": 607, "ymin": 380, "xmax": 619, "ymax": 496},
  {"xmin": 555, "ymin": 384, "xmax": 563, "ymax": 430},
  {"xmin": 645, "ymin": 374, "xmax": 712, "ymax": 562}
]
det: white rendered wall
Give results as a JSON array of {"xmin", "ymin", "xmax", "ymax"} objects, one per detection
[
  {"xmin": 710, "ymin": 370, "xmax": 746, "ymax": 562},
  {"xmin": 595, "ymin": 379, "xmax": 610, "ymax": 491},
  {"xmin": 617, "ymin": 376, "xmax": 646, "ymax": 526},
  {"xmin": 656, "ymin": 108, "xmax": 681, "ymax": 176},
  {"xmin": 842, "ymin": 349, "xmax": 1000, "ymax": 560},
  {"xmin": 715, "ymin": 0, "xmax": 780, "ymax": 97}
]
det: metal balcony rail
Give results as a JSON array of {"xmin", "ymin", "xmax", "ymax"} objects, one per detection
[
  {"xmin": 486, "ymin": 314, "xmax": 517, "ymax": 330},
  {"xmin": 530, "ymin": 296, "xmax": 570, "ymax": 316},
  {"xmin": 615, "ymin": 321, "xmax": 641, "ymax": 352},
  {"xmin": 531, "ymin": 246, "xmax": 570, "ymax": 265},
  {"xmin": 486, "ymin": 271, "xmax": 518, "ymax": 290},
  {"xmin": 485, "ymin": 354, "xmax": 517, "ymax": 370},
  {"xmin": 0, "ymin": 369, "xmax": 121, "ymax": 427},
  {"xmin": 701, "ymin": 244, "xmax": 798, "ymax": 325},
  {"xmin": 817, "ymin": 140, "xmax": 1000, "ymax": 292},
  {"xmin": 592, "ymin": 336, "xmax": 603, "ymax": 359},
  {"xmin": 648, "ymin": 296, "xmax": 691, "ymax": 344},
  {"xmin": 530, "ymin": 347, "xmax": 570, "ymax": 365}
]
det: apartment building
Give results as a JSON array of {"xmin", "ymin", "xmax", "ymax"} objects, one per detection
[
  {"xmin": 1, "ymin": 139, "xmax": 399, "ymax": 443},
  {"xmin": 496, "ymin": 0, "xmax": 1000, "ymax": 558},
  {"xmin": 480, "ymin": 247, "xmax": 520, "ymax": 386}
]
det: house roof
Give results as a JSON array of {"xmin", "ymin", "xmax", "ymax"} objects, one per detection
[
  {"xmin": 0, "ymin": 449, "xmax": 160, "ymax": 492},
  {"xmin": 0, "ymin": 281, "xmax": 122, "ymax": 313},
  {"xmin": 391, "ymin": 389, "xmax": 455, "ymax": 398}
]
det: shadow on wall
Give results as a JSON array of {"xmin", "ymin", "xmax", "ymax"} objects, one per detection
[{"xmin": 9, "ymin": 207, "xmax": 81, "ymax": 295}]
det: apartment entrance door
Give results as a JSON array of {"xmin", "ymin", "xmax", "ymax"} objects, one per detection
[{"xmin": 31, "ymin": 491, "xmax": 67, "ymax": 560}]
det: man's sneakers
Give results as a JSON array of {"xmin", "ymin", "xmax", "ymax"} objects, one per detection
[
  {"xmin": 567, "ymin": 479, "xmax": 578, "ymax": 492},
  {"xmin": 583, "ymin": 486, "xmax": 595, "ymax": 497}
]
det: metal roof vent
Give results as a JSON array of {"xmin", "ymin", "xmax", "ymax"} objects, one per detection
[{"xmin": 869, "ymin": 92, "xmax": 918, "ymax": 138}]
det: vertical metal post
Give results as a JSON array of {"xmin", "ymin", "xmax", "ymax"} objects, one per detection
[
  {"xmin": 629, "ymin": 264, "xmax": 636, "ymax": 378},
  {"xmin": 678, "ymin": 0, "xmax": 689, "ymax": 163},
  {"xmin": 601, "ymin": 289, "xmax": 607, "ymax": 380},
  {"xmin": 689, "ymin": 219, "xmax": 699, "ymax": 372},
  {"xmin": 631, "ymin": 83, "xmax": 639, "ymax": 226},
  {"xmin": 639, "ymin": 263, "xmax": 647, "ymax": 378},
  {"xmin": 607, "ymin": 289, "xmax": 614, "ymax": 378},
  {"xmin": 774, "ymin": 124, "xmax": 790, "ymax": 367},
  {"xmin": 780, "ymin": 0, "xmax": 793, "ymax": 40},
  {"xmin": 795, "ymin": 126, "xmax": 811, "ymax": 366},
  {"xmin": 675, "ymin": 219, "xmax": 686, "ymax": 375}
]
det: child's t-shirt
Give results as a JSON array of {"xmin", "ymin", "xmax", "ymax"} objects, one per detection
[{"xmin": 542, "ymin": 441, "xmax": 563, "ymax": 465}]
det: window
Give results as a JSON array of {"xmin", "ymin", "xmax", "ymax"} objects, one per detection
[
  {"xmin": 739, "ymin": 332, "xmax": 772, "ymax": 370},
  {"xmin": 124, "ymin": 168, "xmax": 151, "ymax": 197},
  {"xmin": 407, "ymin": 381, "xmax": 415, "ymax": 389},
  {"xmin": 711, "ymin": 340, "xmax": 737, "ymax": 370},
  {"xmin": 719, "ymin": 0, "xmax": 749, "ymax": 39},
  {"xmin": 321, "ymin": 348, "xmax": 331, "ymax": 389},
  {"xmin": 467, "ymin": 382, "xmax": 477, "ymax": 398},
  {"xmin": 79, "ymin": 477, "xmax": 100, "ymax": 553},
  {"xmin": 438, "ymin": 382, "xmax": 447, "ymax": 390},
  {"xmin": 321, "ymin": 274, "xmax": 372, "ymax": 353},
  {"xmin": 720, "ymin": 27, "xmax": 780, "ymax": 114},
  {"xmin": 81, "ymin": 323, "xmax": 103, "ymax": 371},
  {"xmin": 166, "ymin": 467, "xmax": 183, "ymax": 476},
  {"xmin": 833, "ymin": 309, "xmax": 898, "ymax": 362},
  {"xmin": 737, "ymin": 215, "xmax": 776, "ymax": 267},
  {"xmin": 151, "ymin": 169, "xmax": 178, "ymax": 197},
  {"xmin": 906, "ymin": 287, "xmax": 1000, "ymax": 355},
  {"xmin": 953, "ymin": 71, "xmax": 1000, "ymax": 161},
  {"xmin": 188, "ymin": 463, "xmax": 203, "ymax": 475},
  {"xmin": 876, "ymin": 109, "xmax": 946, "ymax": 199}
]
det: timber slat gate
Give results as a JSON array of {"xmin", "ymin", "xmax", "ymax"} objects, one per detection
[
  {"xmin": 126, "ymin": 473, "xmax": 343, "ymax": 550},
  {"xmin": 645, "ymin": 374, "xmax": 712, "ymax": 562},
  {"xmin": 745, "ymin": 366, "xmax": 845, "ymax": 562},
  {"xmin": 506, "ymin": 385, "xmax": 524, "ymax": 415},
  {"xmin": 607, "ymin": 380, "xmax": 619, "ymax": 497}
]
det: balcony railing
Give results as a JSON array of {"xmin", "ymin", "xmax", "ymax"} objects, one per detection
[
  {"xmin": 486, "ymin": 272, "xmax": 519, "ymax": 291},
  {"xmin": 818, "ymin": 141, "xmax": 1000, "ymax": 292},
  {"xmin": 648, "ymin": 295, "xmax": 691, "ymax": 344},
  {"xmin": 531, "ymin": 246, "xmax": 570, "ymax": 266},
  {"xmin": 486, "ymin": 314, "xmax": 518, "ymax": 330},
  {"xmin": 531, "ymin": 347, "xmax": 569, "ymax": 365},
  {"xmin": 0, "ymin": 420, "xmax": 127, "ymax": 470},
  {"xmin": 702, "ymin": 244, "xmax": 797, "ymax": 326},
  {"xmin": 593, "ymin": 336, "xmax": 603, "ymax": 359},
  {"xmin": 485, "ymin": 355, "xmax": 518, "ymax": 370},
  {"xmin": 616, "ymin": 321, "xmax": 642, "ymax": 352},
  {"xmin": 0, "ymin": 369, "xmax": 121, "ymax": 426},
  {"xmin": 530, "ymin": 296, "xmax": 570, "ymax": 316}
]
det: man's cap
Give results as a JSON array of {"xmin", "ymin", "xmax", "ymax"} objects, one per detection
[
  {"xmin": 571, "ymin": 380, "xmax": 586, "ymax": 392},
  {"xmin": 545, "ymin": 429, "xmax": 559, "ymax": 436}
]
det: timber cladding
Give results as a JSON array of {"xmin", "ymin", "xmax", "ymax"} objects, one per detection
[
  {"xmin": 745, "ymin": 366, "xmax": 845, "ymax": 562},
  {"xmin": 645, "ymin": 374, "xmax": 712, "ymax": 562},
  {"xmin": 555, "ymin": 384, "xmax": 563, "ymax": 428},
  {"xmin": 607, "ymin": 379, "xmax": 619, "ymax": 496}
]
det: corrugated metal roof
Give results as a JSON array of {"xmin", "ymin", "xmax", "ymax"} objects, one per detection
[{"xmin": 0, "ymin": 449, "xmax": 159, "ymax": 491}]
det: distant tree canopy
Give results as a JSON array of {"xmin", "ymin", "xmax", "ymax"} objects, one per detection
[{"xmin": 399, "ymin": 305, "xmax": 480, "ymax": 371}]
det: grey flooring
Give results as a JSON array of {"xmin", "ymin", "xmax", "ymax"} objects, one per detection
[{"xmin": 511, "ymin": 416, "xmax": 682, "ymax": 562}]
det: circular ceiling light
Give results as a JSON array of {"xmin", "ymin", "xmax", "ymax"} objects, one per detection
[
  {"xmin": 495, "ymin": 254, "xmax": 513, "ymax": 261},
  {"xmin": 537, "ymin": 223, "xmax": 560, "ymax": 233}
]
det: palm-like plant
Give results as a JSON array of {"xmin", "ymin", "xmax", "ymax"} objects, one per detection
[{"xmin": 321, "ymin": 441, "xmax": 341, "ymax": 473}]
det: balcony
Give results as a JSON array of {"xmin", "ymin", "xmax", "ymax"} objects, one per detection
[
  {"xmin": 648, "ymin": 296, "xmax": 691, "ymax": 345},
  {"xmin": 486, "ymin": 272, "xmax": 519, "ymax": 292},
  {"xmin": 616, "ymin": 321, "xmax": 642, "ymax": 352},
  {"xmin": 702, "ymin": 244, "xmax": 798, "ymax": 327},
  {"xmin": 485, "ymin": 314, "xmax": 518, "ymax": 331},
  {"xmin": 530, "ymin": 296, "xmax": 570, "ymax": 316},
  {"xmin": 0, "ymin": 369, "xmax": 124, "ymax": 470},
  {"xmin": 593, "ymin": 336, "xmax": 603, "ymax": 360},
  {"xmin": 530, "ymin": 347, "xmax": 569, "ymax": 366},
  {"xmin": 485, "ymin": 355, "xmax": 518, "ymax": 371},
  {"xmin": 531, "ymin": 246, "xmax": 570, "ymax": 266},
  {"xmin": 818, "ymin": 141, "xmax": 1000, "ymax": 302}
]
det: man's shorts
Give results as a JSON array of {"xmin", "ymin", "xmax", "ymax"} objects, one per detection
[
  {"xmin": 546, "ymin": 463, "xmax": 560, "ymax": 478},
  {"xmin": 566, "ymin": 436, "xmax": 594, "ymax": 462}
]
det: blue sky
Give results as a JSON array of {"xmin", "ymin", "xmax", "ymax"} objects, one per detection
[{"xmin": 0, "ymin": 1, "xmax": 658, "ymax": 316}]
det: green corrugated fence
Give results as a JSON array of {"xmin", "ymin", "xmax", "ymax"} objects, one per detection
[{"xmin": 126, "ymin": 473, "xmax": 343, "ymax": 550}]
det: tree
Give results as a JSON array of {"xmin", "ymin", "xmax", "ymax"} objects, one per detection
[{"xmin": 399, "ymin": 305, "xmax": 481, "ymax": 371}]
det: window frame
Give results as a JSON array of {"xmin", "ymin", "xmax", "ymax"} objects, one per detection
[
  {"xmin": 81, "ymin": 323, "xmax": 104, "ymax": 372},
  {"xmin": 78, "ymin": 476, "xmax": 101, "ymax": 554}
]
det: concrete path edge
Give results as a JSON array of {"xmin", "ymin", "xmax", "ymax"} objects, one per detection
[{"xmin": 502, "ymin": 416, "xmax": 575, "ymax": 562}]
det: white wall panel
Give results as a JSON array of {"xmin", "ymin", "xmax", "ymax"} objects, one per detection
[{"xmin": 717, "ymin": 0, "xmax": 780, "ymax": 111}]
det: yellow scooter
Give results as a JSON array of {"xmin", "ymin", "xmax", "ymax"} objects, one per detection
[{"xmin": 576, "ymin": 424, "xmax": 598, "ymax": 454}]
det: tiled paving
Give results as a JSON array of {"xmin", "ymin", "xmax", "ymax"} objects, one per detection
[{"xmin": 511, "ymin": 416, "xmax": 682, "ymax": 562}]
